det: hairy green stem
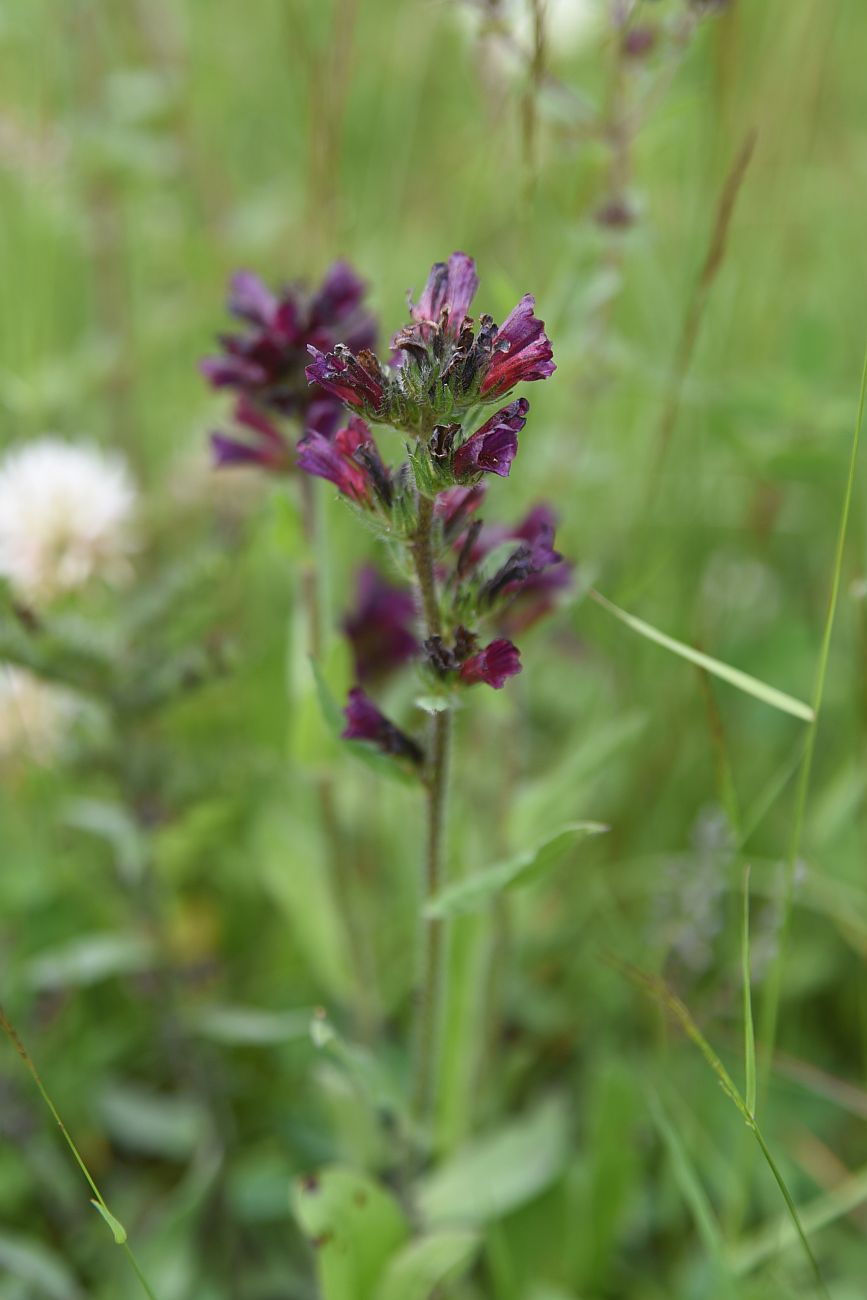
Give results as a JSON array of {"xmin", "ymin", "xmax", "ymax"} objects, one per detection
[{"xmin": 410, "ymin": 494, "xmax": 452, "ymax": 1130}]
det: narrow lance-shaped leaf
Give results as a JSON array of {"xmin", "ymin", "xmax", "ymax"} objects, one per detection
[
  {"xmin": 589, "ymin": 589, "xmax": 814, "ymax": 722},
  {"xmin": 426, "ymin": 822, "xmax": 608, "ymax": 919},
  {"xmin": 374, "ymin": 1231, "xmax": 479, "ymax": 1300}
]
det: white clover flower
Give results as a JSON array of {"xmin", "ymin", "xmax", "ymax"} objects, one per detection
[
  {"xmin": 0, "ymin": 438, "xmax": 137, "ymax": 605},
  {"xmin": 509, "ymin": 0, "xmax": 597, "ymax": 52},
  {"xmin": 456, "ymin": 0, "xmax": 598, "ymax": 59},
  {"xmin": 0, "ymin": 665, "xmax": 79, "ymax": 765}
]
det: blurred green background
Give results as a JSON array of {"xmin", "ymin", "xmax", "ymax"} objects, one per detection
[{"xmin": 1, "ymin": 0, "xmax": 867, "ymax": 1296}]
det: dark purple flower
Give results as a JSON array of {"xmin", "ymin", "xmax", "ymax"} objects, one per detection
[
  {"xmin": 307, "ymin": 261, "xmax": 374, "ymax": 347},
  {"xmin": 210, "ymin": 396, "xmax": 292, "ymax": 471},
  {"xmin": 297, "ymin": 416, "xmax": 389, "ymax": 507},
  {"xmin": 344, "ymin": 567, "xmax": 418, "ymax": 683},
  {"xmin": 305, "ymin": 345, "xmax": 386, "ymax": 415},
  {"xmin": 410, "ymin": 252, "xmax": 479, "ymax": 340},
  {"xmin": 342, "ymin": 687, "xmax": 423, "ymax": 765},
  {"xmin": 434, "ymin": 484, "xmax": 487, "ymax": 540},
  {"xmin": 480, "ymin": 296, "xmax": 555, "ymax": 398},
  {"xmin": 595, "ymin": 198, "xmax": 636, "ymax": 229},
  {"xmin": 453, "ymin": 399, "xmax": 529, "ymax": 480},
  {"xmin": 622, "ymin": 24, "xmax": 657, "ymax": 57},
  {"xmin": 457, "ymin": 504, "xmax": 571, "ymax": 632},
  {"xmin": 201, "ymin": 263, "xmax": 376, "ymax": 422},
  {"xmin": 458, "ymin": 639, "xmax": 522, "ymax": 689}
]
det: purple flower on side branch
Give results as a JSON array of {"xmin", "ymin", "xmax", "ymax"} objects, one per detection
[
  {"xmin": 452, "ymin": 399, "xmax": 529, "ymax": 480},
  {"xmin": 210, "ymin": 396, "xmax": 292, "ymax": 471},
  {"xmin": 342, "ymin": 687, "xmax": 423, "ymax": 765},
  {"xmin": 305, "ymin": 345, "xmax": 388, "ymax": 417},
  {"xmin": 458, "ymin": 639, "xmax": 522, "ymax": 689},
  {"xmin": 297, "ymin": 416, "xmax": 390, "ymax": 508},
  {"xmin": 480, "ymin": 296, "xmax": 555, "ymax": 398}
]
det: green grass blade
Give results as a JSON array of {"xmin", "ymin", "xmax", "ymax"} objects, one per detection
[
  {"xmin": 730, "ymin": 1158, "xmax": 867, "ymax": 1276},
  {"xmin": 646, "ymin": 1088, "xmax": 736, "ymax": 1295},
  {"xmin": 760, "ymin": 346, "xmax": 867, "ymax": 1088},
  {"xmin": 616, "ymin": 962, "xmax": 830, "ymax": 1297},
  {"xmin": 742, "ymin": 866, "xmax": 757, "ymax": 1119},
  {"xmin": 589, "ymin": 590, "xmax": 814, "ymax": 721},
  {"xmin": 750, "ymin": 1127, "xmax": 829, "ymax": 1297},
  {"xmin": 0, "ymin": 1007, "xmax": 159, "ymax": 1300}
]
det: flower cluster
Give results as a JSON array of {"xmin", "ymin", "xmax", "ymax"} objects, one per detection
[
  {"xmin": 297, "ymin": 252, "xmax": 567, "ymax": 769},
  {"xmin": 305, "ymin": 252, "xmax": 553, "ymax": 458},
  {"xmin": 202, "ymin": 262, "xmax": 377, "ymax": 469}
]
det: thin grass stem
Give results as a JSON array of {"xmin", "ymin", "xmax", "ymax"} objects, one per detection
[
  {"xmin": 759, "ymin": 348, "xmax": 867, "ymax": 1092},
  {"xmin": 0, "ymin": 1007, "xmax": 159, "ymax": 1300}
]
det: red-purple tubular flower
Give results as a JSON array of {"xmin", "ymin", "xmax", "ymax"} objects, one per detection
[
  {"xmin": 305, "ymin": 345, "xmax": 386, "ymax": 414},
  {"xmin": 344, "ymin": 567, "xmax": 418, "ymax": 683},
  {"xmin": 210, "ymin": 396, "xmax": 292, "ymax": 471},
  {"xmin": 480, "ymin": 295, "xmax": 555, "ymax": 398},
  {"xmin": 297, "ymin": 416, "xmax": 388, "ymax": 506},
  {"xmin": 342, "ymin": 687, "xmax": 423, "ymax": 764},
  {"xmin": 458, "ymin": 639, "xmax": 522, "ymax": 689},
  {"xmin": 453, "ymin": 399, "xmax": 529, "ymax": 480},
  {"xmin": 201, "ymin": 262, "xmax": 376, "ymax": 420},
  {"xmin": 411, "ymin": 251, "xmax": 479, "ymax": 339},
  {"xmin": 435, "ymin": 484, "xmax": 487, "ymax": 540}
]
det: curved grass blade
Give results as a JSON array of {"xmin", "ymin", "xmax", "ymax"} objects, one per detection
[
  {"xmin": 742, "ymin": 865, "xmax": 757, "ymax": 1119},
  {"xmin": 760, "ymin": 347, "xmax": 867, "ymax": 1090},
  {"xmin": 614, "ymin": 961, "xmax": 830, "ymax": 1297},
  {"xmin": 0, "ymin": 1006, "xmax": 158, "ymax": 1300},
  {"xmin": 589, "ymin": 589, "xmax": 814, "ymax": 722}
]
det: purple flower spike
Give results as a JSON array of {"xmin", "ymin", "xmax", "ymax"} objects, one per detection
[
  {"xmin": 210, "ymin": 396, "xmax": 292, "ymax": 472},
  {"xmin": 342, "ymin": 687, "xmax": 424, "ymax": 765},
  {"xmin": 305, "ymin": 345, "xmax": 386, "ymax": 414},
  {"xmin": 481, "ymin": 296, "xmax": 555, "ymax": 398},
  {"xmin": 453, "ymin": 398, "xmax": 529, "ymax": 479},
  {"xmin": 412, "ymin": 252, "xmax": 479, "ymax": 339},
  {"xmin": 201, "ymin": 261, "xmax": 377, "ymax": 426},
  {"xmin": 344, "ymin": 567, "xmax": 418, "ymax": 683},
  {"xmin": 459, "ymin": 639, "xmax": 522, "ymax": 689},
  {"xmin": 227, "ymin": 271, "xmax": 280, "ymax": 326}
]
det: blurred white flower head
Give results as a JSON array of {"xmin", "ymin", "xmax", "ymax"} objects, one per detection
[
  {"xmin": 0, "ymin": 665, "xmax": 79, "ymax": 765},
  {"xmin": 457, "ymin": 0, "xmax": 598, "ymax": 56},
  {"xmin": 0, "ymin": 438, "xmax": 137, "ymax": 604}
]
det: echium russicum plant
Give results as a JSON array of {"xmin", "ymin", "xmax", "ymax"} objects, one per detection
[{"xmin": 296, "ymin": 251, "xmax": 566, "ymax": 1126}]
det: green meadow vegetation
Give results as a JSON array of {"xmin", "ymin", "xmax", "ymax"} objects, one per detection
[{"xmin": 1, "ymin": 1, "xmax": 866, "ymax": 1297}]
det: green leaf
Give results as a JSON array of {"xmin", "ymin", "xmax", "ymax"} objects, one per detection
[
  {"xmin": 374, "ymin": 1230, "xmax": 479, "ymax": 1300},
  {"xmin": 63, "ymin": 798, "xmax": 148, "ymax": 884},
  {"xmin": 589, "ymin": 588, "xmax": 814, "ymax": 721},
  {"xmin": 97, "ymin": 1084, "xmax": 206, "ymax": 1161},
  {"xmin": 91, "ymin": 1200, "xmax": 128, "ymax": 1245},
  {"xmin": 426, "ymin": 823, "xmax": 608, "ymax": 919},
  {"xmin": 27, "ymin": 933, "xmax": 153, "ymax": 992},
  {"xmin": 0, "ymin": 1230, "xmax": 84, "ymax": 1299},
  {"xmin": 292, "ymin": 1166, "xmax": 407, "ymax": 1300},
  {"xmin": 187, "ymin": 1004, "xmax": 312, "ymax": 1046},
  {"xmin": 417, "ymin": 1096, "xmax": 570, "ymax": 1227}
]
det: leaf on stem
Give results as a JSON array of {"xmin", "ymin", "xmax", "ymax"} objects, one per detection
[{"xmin": 426, "ymin": 822, "xmax": 608, "ymax": 918}]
